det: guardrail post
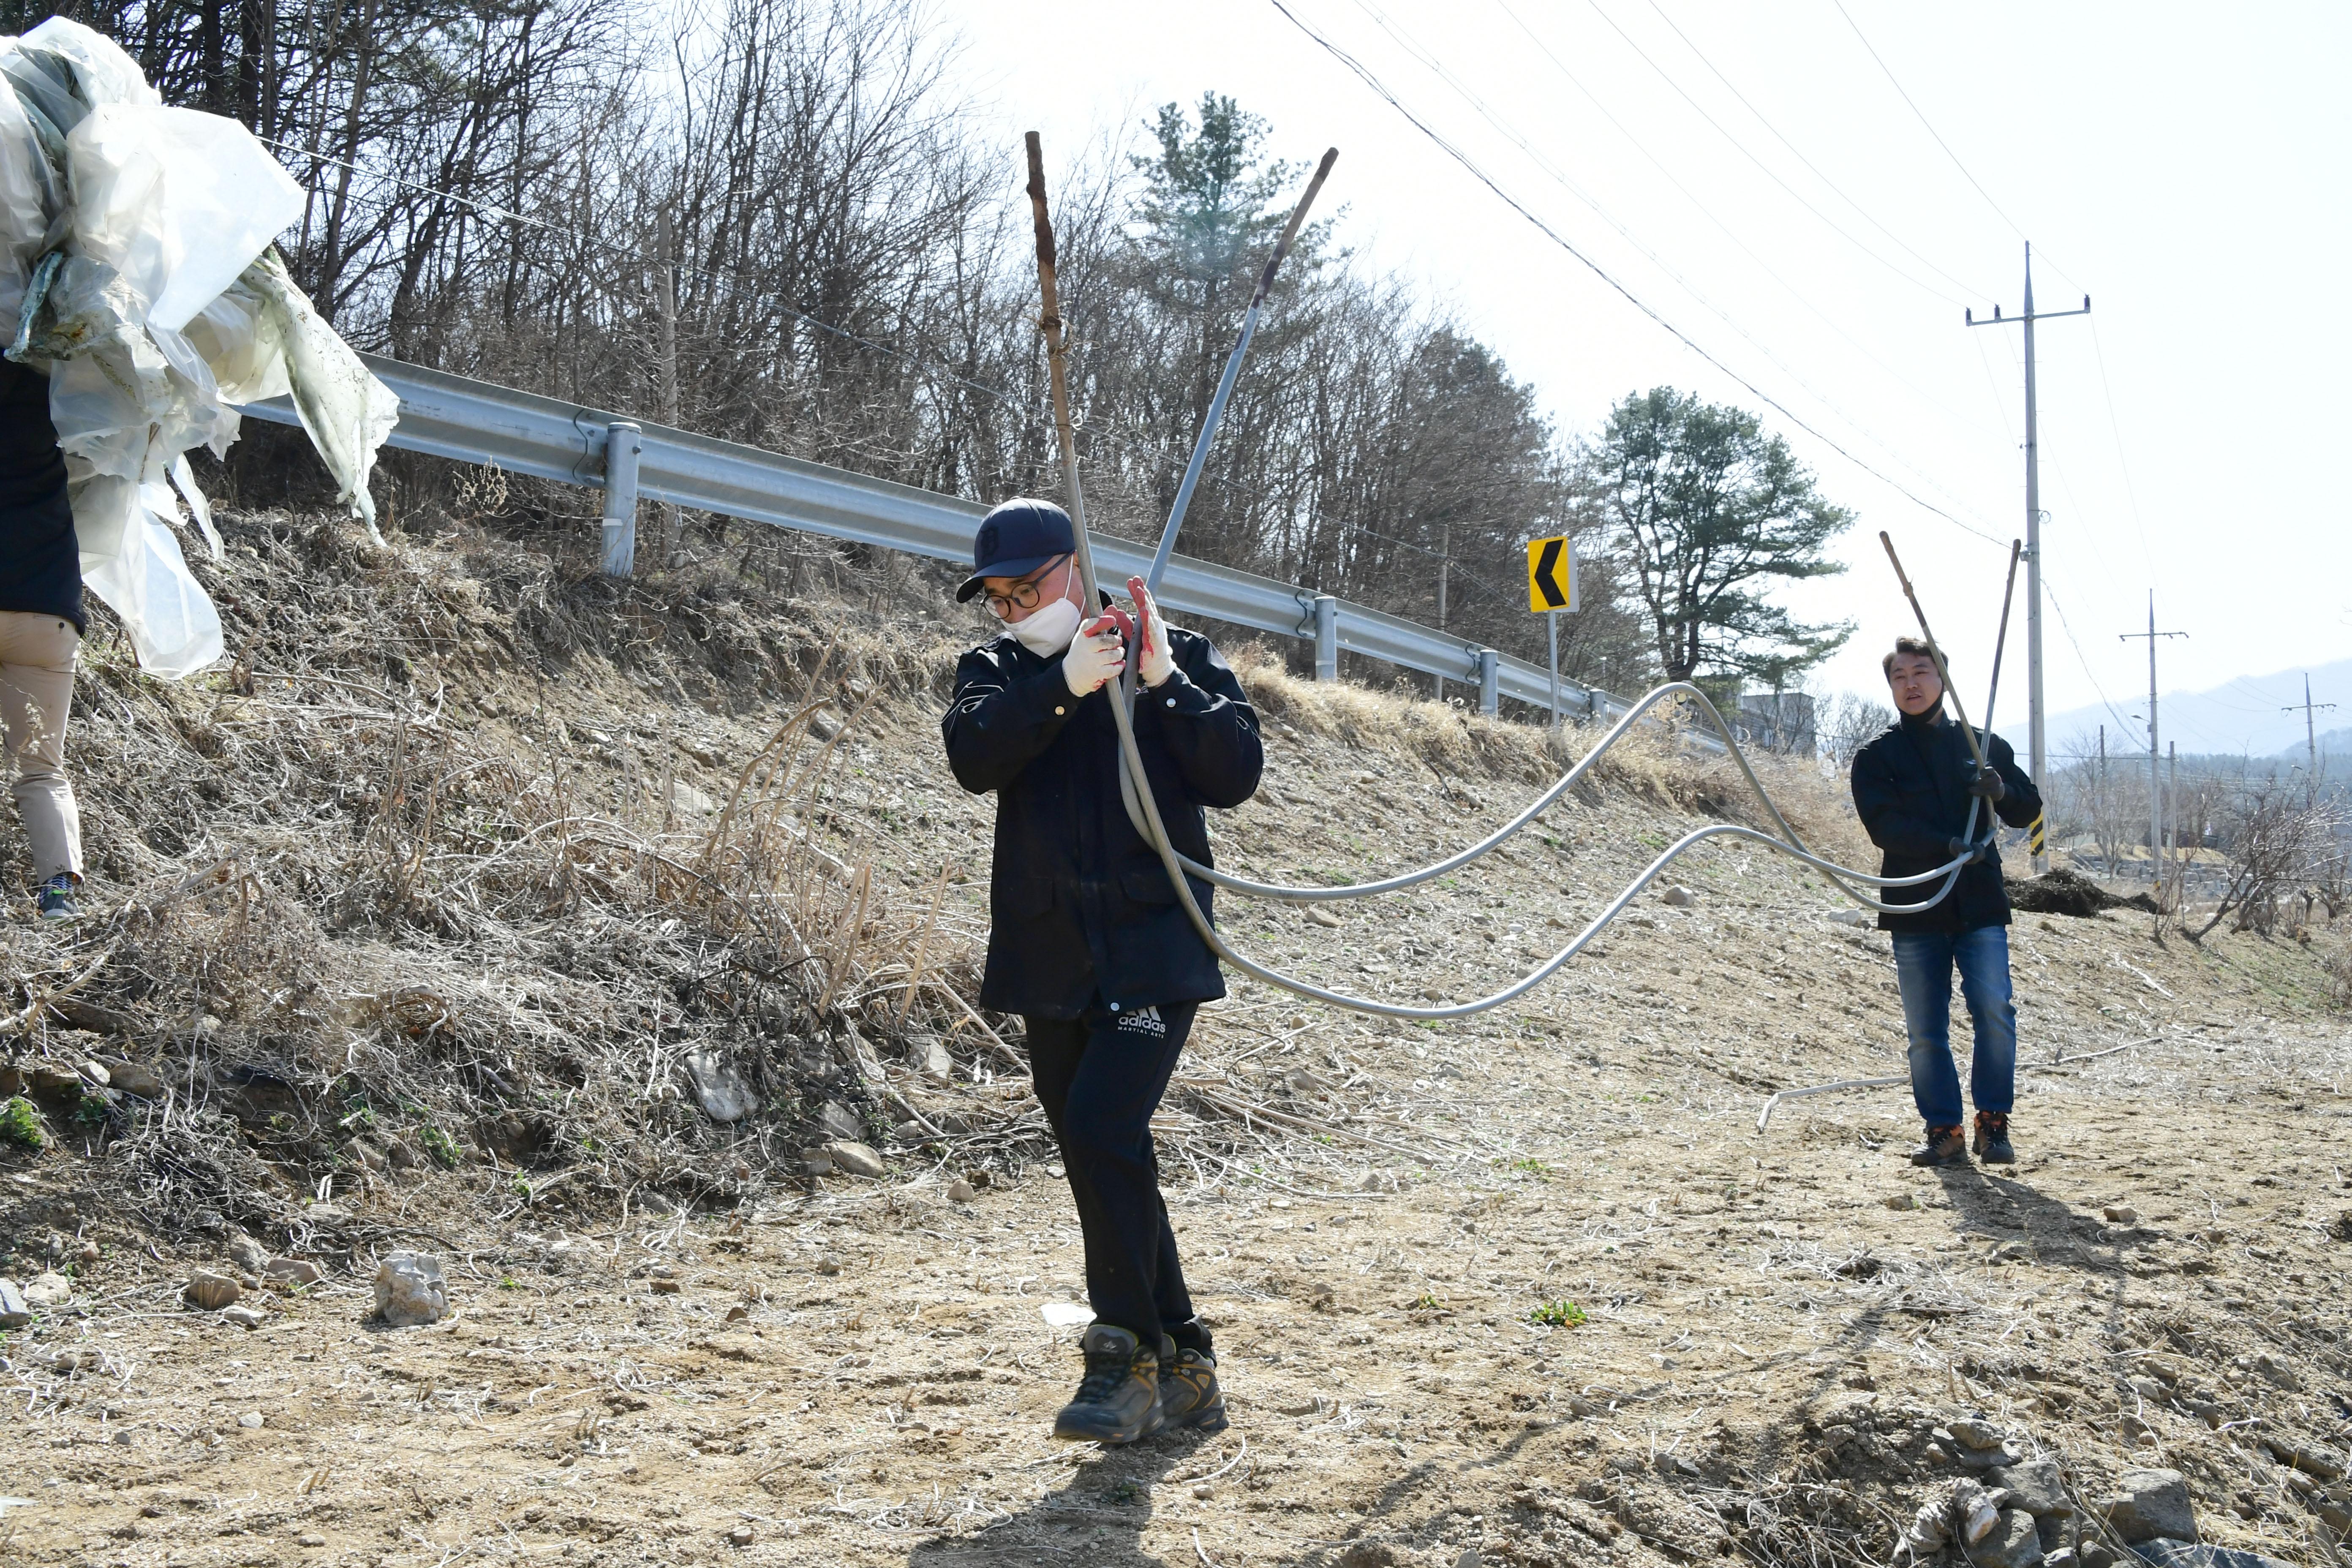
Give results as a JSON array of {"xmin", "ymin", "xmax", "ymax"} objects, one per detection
[
  {"xmin": 599, "ymin": 421, "xmax": 642, "ymax": 577},
  {"xmin": 1313, "ymin": 595, "xmax": 1338, "ymax": 681},
  {"xmin": 1477, "ymin": 648, "xmax": 1499, "ymax": 717}
]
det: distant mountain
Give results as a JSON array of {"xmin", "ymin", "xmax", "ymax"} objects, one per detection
[
  {"xmin": 2303, "ymin": 724, "xmax": 2352, "ymax": 757},
  {"xmin": 2042, "ymin": 656, "xmax": 2352, "ymax": 761}
]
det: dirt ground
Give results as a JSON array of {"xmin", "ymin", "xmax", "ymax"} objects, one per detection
[{"xmin": 3, "ymin": 516, "xmax": 2349, "ymax": 1568}]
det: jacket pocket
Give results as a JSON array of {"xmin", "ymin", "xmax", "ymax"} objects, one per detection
[
  {"xmin": 1120, "ymin": 868, "xmax": 1179, "ymax": 906},
  {"xmin": 997, "ymin": 874, "xmax": 1056, "ymax": 918}
]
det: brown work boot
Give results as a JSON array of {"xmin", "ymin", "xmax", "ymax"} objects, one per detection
[
  {"xmin": 1052, "ymin": 1324, "xmax": 1164, "ymax": 1444},
  {"xmin": 1973, "ymin": 1111, "xmax": 2014, "ymax": 1164},
  {"xmin": 1908, "ymin": 1125, "xmax": 1969, "ymax": 1167},
  {"xmin": 1156, "ymin": 1337, "xmax": 1230, "ymax": 1433}
]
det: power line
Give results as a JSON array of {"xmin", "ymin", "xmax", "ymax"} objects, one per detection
[
  {"xmin": 1347, "ymin": 0, "xmax": 2010, "ymax": 492},
  {"xmin": 2086, "ymin": 313, "xmax": 2157, "ymax": 586},
  {"xmin": 1266, "ymin": 0, "xmax": 2009, "ymax": 549},
  {"xmin": 1437, "ymin": 0, "xmax": 2015, "ymax": 458},
  {"xmin": 1539, "ymin": 0, "xmax": 1976, "ymax": 307},
  {"xmin": 1828, "ymin": 0, "xmax": 2028, "ymax": 244},
  {"xmin": 2040, "ymin": 574, "xmax": 2137, "ymax": 738},
  {"xmin": 1635, "ymin": 0, "xmax": 1992, "ymax": 301}
]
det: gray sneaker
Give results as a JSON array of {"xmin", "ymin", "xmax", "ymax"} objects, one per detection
[
  {"xmin": 35, "ymin": 874, "xmax": 81, "ymax": 922},
  {"xmin": 1051, "ymin": 1325, "xmax": 1164, "ymax": 1444}
]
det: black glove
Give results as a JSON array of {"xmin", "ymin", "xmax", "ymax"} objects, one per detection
[
  {"xmin": 1966, "ymin": 765, "xmax": 2006, "ymax": 803},
  {"xmin": 1946, "ymin": 836, "xmax": 1986, "ymax": 865}
]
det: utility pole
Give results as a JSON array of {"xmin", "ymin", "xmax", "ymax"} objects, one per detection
[
  {"xmin": 2283, "ymin": 673, "xmax": 2336, "ymax": 804},
  {"xmin": 1968, "ymin": 243, "xmax": 2089, "ymax": 874},
  {"xmin": 2120, "ymin": 594, "xmax": 2187, "ymax": 887}
]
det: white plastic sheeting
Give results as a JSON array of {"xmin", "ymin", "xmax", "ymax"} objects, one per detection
[{"xmin": 1, "ymin": 18, "xmax": 397, "ymax": 679}]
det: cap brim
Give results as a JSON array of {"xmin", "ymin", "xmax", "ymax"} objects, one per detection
[{"xmin": 955, "ymin": 553, "xmax": 1062, "ymax": 602}]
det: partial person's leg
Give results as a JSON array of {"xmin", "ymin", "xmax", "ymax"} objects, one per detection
[
  {"xmin": 1030, "ymin": 1001, "xmax": 1192, "ymax": 1442},
  {"xmin": 1892, "ymin": 931, "xmax": 1962, "ymax": 1129},
  {"xmin": 0, "ymin": 612, "xmax": 83, "ymax": 889},
  {"xmin": 1056, "ymin": 1003, "xmax": 1191, "ymax": 1348},
  {"xmin": 1953, "ymin": 927, "xmax": 2018, "ymax": 1160},
  {"xmin": 1024, "ymin": 1013, "xmax": 1090, "ymax": 1139}
]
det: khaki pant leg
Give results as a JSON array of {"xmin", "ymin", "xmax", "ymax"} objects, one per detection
[{"xmin": 0, "ymin": 612, "xmax": 83, "ymax": 882}]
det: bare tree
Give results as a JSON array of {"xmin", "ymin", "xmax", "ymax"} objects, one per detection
[
  {"xmin": 2183, "ymin": 782, "xmax": 2329, "ymax": 942},
  {"xmin": 1821, "ymin": 692, "xmax": 1895, "ymax": 769}
]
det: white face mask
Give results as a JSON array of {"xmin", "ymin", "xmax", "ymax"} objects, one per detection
[{"xmin": 1009, "ymin": 592, "xmax": 1083, "ymax": 658}]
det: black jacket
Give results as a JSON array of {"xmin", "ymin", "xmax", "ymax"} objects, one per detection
[
  {"xmin": 1850, "ymin": 707, "xmax": 2041, "ymax": 934},
  {"xmin": 0, "ymin": 359, "xmax": 82, "ymax": 633},
  {"xmin": 943, "ymin": 623, "xmax": 1262, "ymax": 1019}
]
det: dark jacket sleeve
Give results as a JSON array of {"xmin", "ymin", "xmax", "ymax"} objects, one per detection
[
  {"xmin": 942, "ymin": 643, "xmax": 1078, "ymax": 795},
  {"xmin": 1851, "ymin": 733, "xmax": 1956, "ymax": 861},
  {"xmin": 1985, "ymin": 731, "xmax": 2041, "ymax": 830},
  {"xmin": 1145, "ymin": 631, "xmax": 1263, "ymax": 808}
]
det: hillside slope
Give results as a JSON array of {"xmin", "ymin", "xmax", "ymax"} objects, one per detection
[{"xmin": 2, "ymin": 512, "xmax": 2347, "ymax": 1568}]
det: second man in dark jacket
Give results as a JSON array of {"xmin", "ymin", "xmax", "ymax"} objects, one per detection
[{"xmin": 1850, "ymin": 635, "xmax": 2042, "ymax": 1168}]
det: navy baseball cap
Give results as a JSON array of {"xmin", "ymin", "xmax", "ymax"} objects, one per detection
[{"xmin": 957, "ymin": 497, "xmax": 1076, "ymax": 602}]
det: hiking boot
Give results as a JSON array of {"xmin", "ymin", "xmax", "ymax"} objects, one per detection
[
  {"xmin": 1156, "ymin": 1338, "xmax": 1229, "ymax": 1433},
  {"xmin": 1973, "ymin": 1111, "xmax": 2015, "ymax": 1165},
  {"xmin": 35, "ymin": 874, "xmax": 81, "ymax": 922},
  {"xmin": 1908, "ymin": 1125, "xmax": 1969, "ymax": 1167},
  {"xmin": 1052, "ymin": 1324, "xmax": 1163, "ymax": 1444}
]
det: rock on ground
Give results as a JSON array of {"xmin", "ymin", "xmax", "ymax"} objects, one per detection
[
  {"xmin": 1967, "ymin": 1507, "xmax": 2044, "ymax": 1568},
  {"xmin": 373, "ymin": 1251, "xmax": 449, "ymax": 1327},
  {"xmin": 684, "ymin": 1050, "xmax": 753, "ymax": 1122},
  {"xmin": 2105, "ymin": 1470, "xmax": 2197, "ymax": 1545},
  {"xmin": 21, "ymin": 1271, "xmax": 70, "ymax": 1307},
  {"xmin": 823, "ymin": 1140, "xmax": 886, "ymax": 1178},
  {"xmin": 2132, "ymin": 1543, "xmax": 2293, "ymax": 1568},
  {"xmin": 183, "ymin": 1271, "xmax": 242, "ymax": 1309},
  {"xmin": 1990, "ymin": 1457, "xmax": 2074, "ymax": 1519},
  {"xmin": 0, "ymin": 1278, "xmax": 29, "ymax": 1327}
]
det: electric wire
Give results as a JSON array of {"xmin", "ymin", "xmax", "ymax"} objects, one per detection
[
  {"xmin": 1548, "ymin": 0, "xmax": 1976, "ymax": 308},
  {"xmin": 1634, "ymin": 0, "xmax": 1993, "ymax": 302},
  {"xmin": 1828, "ymin": 0, "xmax": 2031, "ymax": 247},
  {"xmin": 1354, "ymin": 0, "xmax": 2012, "ymax": 525},
  {"xmin": 1352, "ymin": 0, "xmax": 2014, "ymax": 469},
  {"xmin": 1265, "ymin": 0, "xmax": 2009, "ymax": 551},
  {"xmin": 2087, "ymin": 313, "xmax": 2159, "ymax": 588}
]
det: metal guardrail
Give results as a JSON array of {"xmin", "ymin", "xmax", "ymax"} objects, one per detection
[{"xmin": 241, "ymin": 354, "xmax": 1653, "ymax": 730}]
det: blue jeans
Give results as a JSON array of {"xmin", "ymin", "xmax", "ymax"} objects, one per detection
[{"xmin": 1891, "ymin": 926, "xmax": 2017, "ymax": 1129}]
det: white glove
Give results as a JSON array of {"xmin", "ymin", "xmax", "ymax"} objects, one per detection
[
  {"xmin": 1062, "ymin": 618, "xmax": 1128, "ymax": 696},
  {"xmin": 1129, "ymin": 580, "xmax": 1176, "ymax": 688}
]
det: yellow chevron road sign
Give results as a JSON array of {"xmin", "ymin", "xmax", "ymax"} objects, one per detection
[
  {"xmin": 2028, "ymin": 813, "xmax": 2046, "ymax": 855},
  {"xmin": 1527, "ymin": 534, "xmax": 1577, "ymax": 612}
]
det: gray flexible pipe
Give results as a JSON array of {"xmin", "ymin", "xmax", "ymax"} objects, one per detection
[{"xmin": 1092, "ymin": 659, "xmax": 1980, "ymax": 1020}]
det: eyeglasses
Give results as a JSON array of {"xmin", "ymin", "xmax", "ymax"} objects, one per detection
[{"xmin": 983, "ymin": 556, "xmax": 1068, "ymax": 619}]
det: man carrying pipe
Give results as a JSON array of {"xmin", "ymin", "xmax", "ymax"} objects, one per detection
[
  {"xmin": 1851, "ymin": 636, "xmax": 2042, "ymax": 1166},
  {"xmin": 942, "ymin": 495, "xmax": 1262, "ymax": 1444}
]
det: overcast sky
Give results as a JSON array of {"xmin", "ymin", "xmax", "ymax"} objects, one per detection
[{"xmin": 941, "ymin": 0, "xmax": 2350, "ymax": 754}]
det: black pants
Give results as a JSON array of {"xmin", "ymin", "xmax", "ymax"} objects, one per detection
[{"xmin": 1024, "ymin": 999, "xmax": 1211, "ymax": 1359}]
